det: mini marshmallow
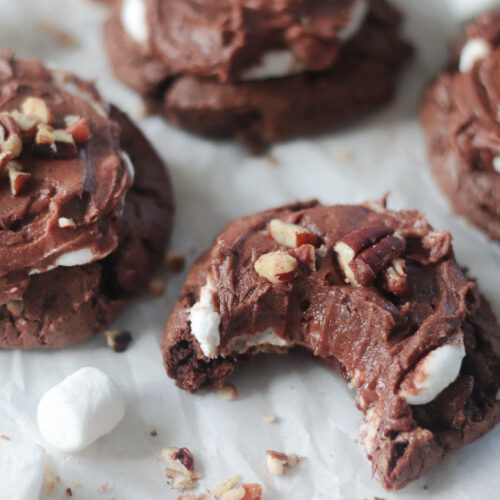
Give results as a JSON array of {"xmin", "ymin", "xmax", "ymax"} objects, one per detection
[
  {"xmin": 399, "ymin": 331, "xmax": 465, "ymax": 405},
  {"xmin": 338, "ymin": 0, "xmax": 368, "ymax": 41},
  {"xmin": 189, "ymin": 276, "xmax": 221, "ymax": 357},
  {"xmin": 37, "ymin": 367, "xmax": 125, "ymax": 453},
  {"xmin": 459, "ymin": 38, "xmax": 492, "ymax": 73},
  {"xmin": 0, "ymin": 440, "xmax": 46, "ymax": 500},
  {"xmin": 120, "ymin": 0, "xmax": 149, "ymax": 44}
]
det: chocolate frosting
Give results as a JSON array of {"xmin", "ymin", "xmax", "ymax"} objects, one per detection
[
  {"xmin": 139, "ymin": 0, "xmax": 362, "ymax": 81},
  {"xmin": 0, "ymin": 53, "xmax": 133, "ymax": 304},
  {"xmin": 162, "ymin": 200, "xmax": 500, "ymax": 490}
]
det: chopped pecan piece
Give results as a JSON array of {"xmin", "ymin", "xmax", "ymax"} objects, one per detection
[
  {"xmin": 265, "ymin": 450, "xmax": 302, "ymax": 475},
  {"xmin": 64, "ymin": 115, "xmax": 90, "ymax": 144},
  {"xmin": 288, "ymin": 244, "xmax": 316, "ymax": 271},
  {"xmin": 334, "ymin": 225, "xmax": 405, "ymax": 287},
  {"xmin": 9, "ymin": 111, "xmax": 38, "ymax": 141},
  {"xmin": 217, "ymin": 383, "xmax": 238, "ymax": 400},
  {"xmin": 0, "ymin": 115, "xmax": 23, "ymax": 169},
  {"xmin": 34, "ymin": 124, "xmax": 78, "ymax": 159},
  {"xmin": 380, "ymin": 258, "xmax": 408, "ymax": 296},
  {"xmin": 21, "ymin": 97, "xmax": 53, "ymax": 125},
  {"xmin": 161, "ymin": 447, "xmax": 201, "ymax": 491},
  {"xmin": 268, "ymin": 219, "xmax": 319, "ymax": 248},
  {"xmin": 8, "ymin": 162, "xmax": 31, "ymax": 195},
  {"xmin": 254, "ymin": 251, "xmax": 298, "ymax": 284}
]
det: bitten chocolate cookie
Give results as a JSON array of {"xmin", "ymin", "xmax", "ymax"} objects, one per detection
[
  {"xmin": 162, "ymin": 200, "xmax": 500, "ymax": 491},
  {"xmin": 421, "ymin": 13, "xmax": 500, "ymax": 240},
  {"xmin": 104, "ymin": 0, "xmax": 411, "ymax": 150},
  {"xmin": 0, "ymin": 52, "xmax": 174, "ymax": 349}
]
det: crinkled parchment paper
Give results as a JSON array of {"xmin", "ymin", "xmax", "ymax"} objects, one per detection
[{"xmin": 1, "ymin": 0, "xmax": 500, "ymax": 498}]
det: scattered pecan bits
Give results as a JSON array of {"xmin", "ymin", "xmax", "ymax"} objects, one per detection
[
  {"xmin": 266, "ymin": 450, "xmax": 302, "ymax": 476},
  {"xmin": 217, "ymin": 383, "xmax": 238, "ymax": 400},
  {"xmin": 8, "ymin": 162, "xmax": 31, "ymax": 195},
  {"xmin": 35, "ymin": 125, "xmax": 78, "ymax": 159},
  {"xmin": 58, "ymin": 217, "xmax": 76, "ymax": 229},
  {"xmin": 380, "ymin": 258, "xmax": 408, "ymax": 296},
  {"xmin": 9, "ymin": 111, "xmax": 37, "ymax": 141},
  {"xmin": 254, "ymin": 251, "xmax": 298, "ymax": 284},
  {"xmin": 6, "ymin": 300, "xmax": 24, "ymax": 317},
  {"xmin": 334, "ymin": 225, "xmax": 405, "ymax": 287},
  {"xmin": 161, "ymin": 447, "xmax": 201, "ymax": 490},
  {"xmin": 64, "ymin": 115, "xmax": 90, "ymax": 144},
  {"xmin": 21, "ymin": 97, "xmax": 53, "ymax": 125},
  {"xmin": 0, "ymin": 115, "xmax": 23, "ymax": 169},
  {"xmin": 149, "ymin": 275, "xmax": 167, "ymax": 296},
  {"xmin": 210, "ymin": 475, "xmax": 263, "ymax": 500},
  {"xmin": 288, "ymin": 244, "xmax": 316, "ymax": 271},
  {"xmin": 166, "ymin": 251, "xmax": 186, "ymax": 272},
  {"xmin": 268, "ymin": 219, "xmax": 319, "ymax": 248},
  {"xmin": 105, "ymin": 330, "xmax": 133, "ymax": 353}
]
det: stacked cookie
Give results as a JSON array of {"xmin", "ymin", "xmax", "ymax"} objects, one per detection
[
  {"xmin": 104, "ymin": 0, "xmax": 411, "ymax": 148},
  {"xmin": 0, "ymin": 52, "xmax": 174, "ymax": 348},
  {"xmin": 421, "ymin": 13, "xmax": 500, "ymax": 241}
]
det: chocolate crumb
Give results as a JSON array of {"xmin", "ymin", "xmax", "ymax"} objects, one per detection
[
  {"xmin": 166, "ymin": 251, "xmax": 186, "ymax": 273},
  {"xmin": 65, "ymin": 487, "xmax": 73, "ymax": 496},
  {"xmin": 150, "ymin": 430, "xmax": 158, "ymax": 437}
]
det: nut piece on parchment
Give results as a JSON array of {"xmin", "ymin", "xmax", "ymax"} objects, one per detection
[
  {"xmin": 161, "ymin": 447, "xmax": 201, "ymax": 491},
  {"xmin": 166, "ymin": 251, "xmax": 186, "ymax": 272},
  {"xmin": 266, "ymin": 450, "xmax": 303, "ymax": 476},
  {"xmin": 254, "ymin": 251, "xmax": 298, "ymax": 284},
  {"xmin": 105, "ymin": 330, "xmax": 133, "ymax": 353},
  {"xmin": 269, "ymin": 219, "xmax": 319, "ymax": 248},
  {"xmin": 0, "ymin": 115, "xmax": 23, "ymax": 169},
  {"xmin": 334, "ymin": 225, "xmax": 406, "ymax": 289},
  {"xmin": 210, "ymin": 473, "xmax": 263, "ymax": 500},
  {"xmin": 217, "ymin": 383, "xmax": 238, "ymax": 400}
]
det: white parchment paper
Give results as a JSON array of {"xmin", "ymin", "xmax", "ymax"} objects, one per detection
[{"xmin": 1, "ymin": 1, "xmax": 500, "ymax": 499}]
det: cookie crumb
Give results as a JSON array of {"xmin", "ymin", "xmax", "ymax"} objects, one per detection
[
  {"xmin": 97, "ymin": 482, "xmax": 109, "ymax": 493},
  {"xmin": 217, "ymin": 384, "xmax": 238, "ymax": 401},
  {"xmin": 0, "ymin": 435, "xmax": 10, "ymax": 440},
  {"xmin": 149, "ymin": 276, "xmax": 166, "ymax": 297},
  {"xmin": 150, "ymin": 429, "xmax": 158, "ymax": 437},
  {"xmin": 65, "ymin": 487, "xmax": 73, "ymax": 496},
  {"xmin": 166, "ymin": 251, "xmax": 186, "ymax": 272}
]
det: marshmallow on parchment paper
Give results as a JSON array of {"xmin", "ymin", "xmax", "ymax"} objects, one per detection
[
  {"xmin": 0, "ymin": 439, "xmax": 46, "ymax": 500},
  {"xmin": 37, "ymin": 367, "xmax": 125, "ymax": 453}
]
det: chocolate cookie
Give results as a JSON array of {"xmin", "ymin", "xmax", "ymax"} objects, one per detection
[
  {"xmin": 421, "ymin": 13, "xmax": 500, "ymax": 241},
  {"xmin": 162, "ymin": 200, "xmax": 500, "ymax": 491},
  {"xmin": 104, "ymin": 0, "xmax": 411, "ymax": 150},
  {"xmin": 0, "ymin": 52, "xmax": 174, "ymax": 349}
]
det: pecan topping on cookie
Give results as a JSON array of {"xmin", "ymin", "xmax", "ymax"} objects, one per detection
[
  {"xmin": 334, "ymin": 225, "xmax": 405, "ymax": 287},
  {"xmin": 254, "ymin": 251, "xmax": 298, "ymax": 284},
  {"xmin": 0, "ymin": 115, "xmax": 23, "ymax": 169},
  {"xmin": 269, "ymin": 219, "xmax": 319, "ymax": 248}
]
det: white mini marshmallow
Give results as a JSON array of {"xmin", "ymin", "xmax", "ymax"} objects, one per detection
[
  {"xmin": 242, "ymin": 0, "xmax": 367, "ymax": 81},
  {"xmin": 121, "ymin": 0, "xmax": 149, "ymax": 44},
  {"xmin": 459, "ymin": 37, "xmax": 492, "ymax": 73},
  {"xmin": 338, "ymin": 0, "xmax": 368, "ymax": 41},
  {"xmin": 0, "ymin": 440, "xmax": 46, "ymax": 500},
  {"xmin": 241, "ymin": 50, "xmax": 306, "ymax": 81},
  {"xmin": 55, "ymin": 248, "xmax": 96, "ymax": 267},
  {"xmin": 399, "ymin": 331, "xmax": 465, "ymax": 405},
  {"xmin": 37, "ymin": 367, "xmax": 125, "ymax": 453},
  {"xmin": 189, "ymin": 276, "xmax": 221, "ymax": 357},
  {"xmin": 493, "ymin": 156, "xmax": 500, "ymax": 173}
]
